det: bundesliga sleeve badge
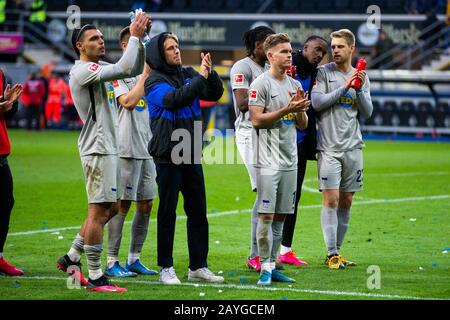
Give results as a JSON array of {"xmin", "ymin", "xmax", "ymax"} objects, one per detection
[
  {"xmin": 233, "ymin": 74, "xmax": 244, "ymax": 86},
  {"xmin": 88, "ymin": 63, "xmax": 100, "ymax": 73},
  {"xmin": 249, "ymin": 89, "xmax": 258, "ymax": 103}
]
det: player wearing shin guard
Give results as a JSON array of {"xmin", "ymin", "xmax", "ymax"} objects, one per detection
[
  {"xmin": 230, "ymin": 26, "xmax": 275, "ymax": 273},
  {"xmin": 56, "ymin": 12, "xmax": 150, "ymax": 292},
  {"xmin": 249, "ymin": 33, "xmax": 309, "ymax": 286},
  {"xmin": 311, "ymin": 29, "xmax": 373, "ymax": 269},
  {"xmin": 105, "ymin": 26, "xmax": 158, "ymax": 278}
]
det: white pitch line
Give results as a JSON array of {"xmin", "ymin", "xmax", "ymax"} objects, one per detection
[
  {"xmin": 303, "ymin": 171, "xmax": 449, "ymax": 184},
  {"xmin": 12, "ymin": 276, "xmax": 448, "ymax": 300},
  {"xmin": 9, "ymin": 194, "xmax": 450, "ymax": 237}
]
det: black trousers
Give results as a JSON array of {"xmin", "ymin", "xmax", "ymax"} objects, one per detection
[
  {"xmin": 26, "ymin": 104, "xmax": 41, "ymax": 130},
  {"xmin": 155, "ymin": 163, "xmax": 209, "ymax": 270},
  {"xmin": 281, "ymin": 143, "xmax": 308, "ymax": 248},
  {"xmin": 0, "ymin": 156, "xmax": 14, "ymax": 253}
]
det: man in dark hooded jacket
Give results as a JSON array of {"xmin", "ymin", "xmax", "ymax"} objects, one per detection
[{"xmin": 144, "ymin": 32, "xmax": 224, "ymax": 284}]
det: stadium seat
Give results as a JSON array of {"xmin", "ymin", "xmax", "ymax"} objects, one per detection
[
  {"xmin": 385, "ymin": 0, "xmax": 406, "ymax": 13},
  {"xmin": 382, "ymin": 100, "xmax": 398, "ymax": 126},
  {"xmin": 47, "ymin": 0, "xmax": 71, "ymax": 11},
  {"xmin": 189, "ymin": 0, "xmax": 223, "ymax": 12},
  {"xmin": 416, "ymin": 102, "xmax": 434, "ymax": 127},
  {"xmin": 241, "ymin": 0, "xmax": 266, "ymax": 12},
  {"xmin": 279, "ymin": 0, "xmax": 300, "ymax": 13},
  {"xmin": 398, "ymin": 101, "xmax": 417, "ymax": 127},
  {"xmin": 316, "ymin": 1, "xmax": 333, "ymax": 13},
  {"xmin": 297, "ymin": 1, "xmax": 316, "ymax": 13},
  {"xmin": 349, "ymin": 0, "xmax": 366, "ymax": 13},
  {"xmin": 223, "ymin": 0, "xmax": 242, "ymax": 12},
  {"xmin": 434, "ymin": 102, "xmax": 450, "ymax": 128},
  {"xmin": 334, "ymin": 0, "xmax": 351, "ymax": 13},
  {"xmin": 171, "ymin": 0, "xmax": 189, "ymax": 11}
]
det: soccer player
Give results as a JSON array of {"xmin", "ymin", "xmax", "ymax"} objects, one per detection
[
  {"xmin": 105, "ymin": 26, "xmax": 158, "ymax": 278},
  {"xmin": 229, "ymin": 26, "xmax": 275, "ymax": 272},
  {"xmin": 311, "ymin": 29, "xmax": 373, "ymax": 269},
  {"xmin": 0, "ymin": 69, "xmax": 24, "ymax": 277},
  {"xmin": 278, "ymin": 36, "xmax": 328, "ymax": 266},
  {"xmin": 55, "ymin": 12, "xmax": 150, "ymax": 292},
  {"xmin": 248, "ymin": 33, "xmax": 310, "ymax": 285}
]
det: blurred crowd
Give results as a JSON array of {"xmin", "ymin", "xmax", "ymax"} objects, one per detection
[{"xmin": 15, "ymin": 64, "xmax": 81, "ymax": 130}]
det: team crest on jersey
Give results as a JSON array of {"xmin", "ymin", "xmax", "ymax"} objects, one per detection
[
  {"xmin": 88, "ymin": 63, "xmax": 99, "ymax": 73},
  {"xmin": 113, "ymin": 80, "xmax": 119, "ymax": 88},
  {"xmin": 338, "ymin": 92, "xmax": 354, "ymax": 109},
  {"xmin": 233, "ymin": 74, "xmax": 244, "ymax": 85},
  {"xmin": 249, "ymin": 89, "xmax": 258, "ymax": 102}
]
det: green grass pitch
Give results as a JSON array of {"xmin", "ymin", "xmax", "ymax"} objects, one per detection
[{"xmin": 0, "ymin": 130, "xmax": 449, "ymax": 300}]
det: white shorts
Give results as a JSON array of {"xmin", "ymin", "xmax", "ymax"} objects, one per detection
[
  {"xmin": 81, "ymin": 154, "xmax": 120, "ymax": 203},
  {"xmin": 236, "ymin": 129, "xmax": 257, "ymax": 191},
  {"xmin": 317, "ymin": 149, "xmax": 364, "ymax": 192},
  {"xmin": 256, "ymin": 167, "xmax": 297, "ymax": 214},
  {"xmin": 120, "ymin": 158, "xmax": 157, "ymax": 201}
]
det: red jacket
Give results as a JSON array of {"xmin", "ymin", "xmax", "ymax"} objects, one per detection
[
  {"xmin": 22, "ymin": 78, "xmax": 46, "ymax": 106},
  {"xmin": 0, "ymin": 70, "xmax": 11, "ymax": 155}
]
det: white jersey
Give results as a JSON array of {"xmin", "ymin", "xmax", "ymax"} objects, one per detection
[
  {"xmin": 311, "ymin": 63, "xmax": 372, "ymax": 152},
  {"xmin": 230, "ymin": 57, "xmax": 266, "ymax": 133},
  {"xmin": 113, "ymin": 76, "xmax": 151, "ymax": 159},
  {"xmin": 249, "ymin": 71, "xmax": 303, "ymax": 171},
  {"xmin": 69, "ymin": 36, "xmax": 145, "ymax": 156}
]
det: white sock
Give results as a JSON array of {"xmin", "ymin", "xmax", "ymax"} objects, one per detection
[
  {"xmin": 280, "ymin": 245, "xmax": 291, "ymax": 255},
  {"xmin": 127, "ymin": 253, "xmax": 140, "ymax": 265},
  {"xmin": 67, "ymin": 247, "xmax": 81, "ymax": 263},
  {"xmin": 0, "ymin": 252, "xmax": 3, "ymax": 258},
  {"xmin": 270, "ymin": 261, "xmax": 276, "ymax": 271},
  {"xmin": 88, "ymin": 268, "xmax": 103, "ymax": 281},
  {"xmin": 261, "ymin": 262, "xmax": 272, "ymax": 273},
  {"xmin": 106, "ymin": 256, "xmax": 118, "ymax": 269}
]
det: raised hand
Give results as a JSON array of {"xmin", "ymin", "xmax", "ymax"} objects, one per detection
[
  {"xmin": 130, "ymin": 11, "xmax": 151, "ymax": 38},
  {"xmin": 4, "ymin": 84, "xmax": 23, "ymax": 103},
  {"xmin": 0, "ymin": 98, "xmax": 13, "ymax": 113},
  {"xmin": 199, "ymin": 52, "xmax": 212, "ymax": 79},
  {"xmin": 287, "ymin": 87, "xmax": 311, "ymax": 113}
]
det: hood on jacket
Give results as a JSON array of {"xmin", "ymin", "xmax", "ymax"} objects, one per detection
[{"xmin": 146, "ymin": 32, "xmax": 182, "ymax": 76}]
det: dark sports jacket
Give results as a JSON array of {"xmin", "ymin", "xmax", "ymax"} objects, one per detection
[
  {"xmin": 293, "ymin": 49, "xmax": 319, "ymax": 161},
  {"xmin": 144, "ymin": 32, "xmax": 224, "ymax": 164}
]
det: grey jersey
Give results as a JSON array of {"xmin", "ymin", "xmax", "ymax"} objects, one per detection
[
  {"xmin": 114, "ymin": 76, "xmax": 151, "ymax": 159},
  {"xmin": 249, "ymin": 71, "xmax": 302, "ymax": 170},
  {"xmin": 230, "ymin": 57, "xmax": 265, "ymax": 132},
  {"xmin": 311, "ymin": 63, "xmax": 372, "ymax": 152},
  {"xmin": 69, "ymin": 37, "xmax": 145, "ymax": 156}
]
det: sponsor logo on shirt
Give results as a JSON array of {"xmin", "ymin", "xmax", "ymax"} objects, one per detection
[
  {"xmin": 233, "ymin": 74, "xmax": 244, "ymax": 85},
  {"xmin": 281, "ymin": 112, "xmax": 294, "ymax": 125},
  {"xmin": 108, "ymin": 84, "xmax": 115, "ymax": 106},
  {"xmin": 88, "ymin": 63, "xmax": 100, "ymax": 73},
  {"xmin": 135, "ymin": 97, "xmax": 146, "ymax": 112},
  {"xmin": 338, "ymin": 92, "xmax": 354, "ymax": 109},
  {"xmin": 113, "ymin": 80, "xmax": 119, "ymax": 88},
  {"xmin": 249, "ymin": 89, "xmax": 257, "ymax": 102}
]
